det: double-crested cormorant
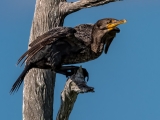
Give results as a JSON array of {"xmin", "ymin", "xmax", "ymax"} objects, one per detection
[{"xmin": 10, "ymin": 18, "xmax": 126, "ymax": 93}]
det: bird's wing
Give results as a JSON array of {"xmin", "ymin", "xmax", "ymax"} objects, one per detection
[
  {"xmin": 29, "ymin": 27, "xmax": 76, "ymax": 47},
  {"xmin": 17, "ymin": 27, "xmax": 77, "ymax": 65}
]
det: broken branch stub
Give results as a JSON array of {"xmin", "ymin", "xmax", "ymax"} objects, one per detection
[{"xmin": 56, "ymin": 66, "xmax": 94, "ymax": 120}]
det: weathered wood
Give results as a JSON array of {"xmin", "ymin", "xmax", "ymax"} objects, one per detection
[
  {"xmin": 23, "ymin": 69, "xmax": 55, "ymax": 120},
  {"xmin": 61, "ymin": 0, "xmax": 121, "ymax": 15},
  {"xmin": 23, "ymin": 0, "xmax": 66, "ymax": 119},
  {"xmin": 23, "ymin": 0, "xmax": 119, "ymax": 120},
  {"xmin": 56, "ymin": 66, "xmax": 94, "ymax": 120}
]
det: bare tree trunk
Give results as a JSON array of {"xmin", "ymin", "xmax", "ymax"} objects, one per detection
[
  {"xmin": 23, "ymin": 0, "xmax": 119, "ymax": 120},
  {"xmin": 23, "ymin": 0, "xmax": 66, "ymax": 120}
]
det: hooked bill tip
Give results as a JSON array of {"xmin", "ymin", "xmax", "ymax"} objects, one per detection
[{"xmin": 121, "ymin": 19, "xmax": 127, "ymax": 23}]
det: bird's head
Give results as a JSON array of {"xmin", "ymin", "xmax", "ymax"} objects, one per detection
[
  {"xmin": 92, "ymin": 18, "xmax": 126, "ymax": 53},
  {"xmin": 95, "ymin": 18, "xmax": 126, "ymax": 32}
]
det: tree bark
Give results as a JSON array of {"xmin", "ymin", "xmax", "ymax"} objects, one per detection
[{"xmin": 23, "ymin": 0, "xmax": 119, "ymax": 120}]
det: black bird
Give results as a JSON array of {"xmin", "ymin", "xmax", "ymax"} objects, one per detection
[
  {"xmin": 27, "ymin": 18, "xmax": 126, "ymax": 64},
  {"xmin": 62, "ymin": 18, "xmax": 126, "ymax": 64},
  {"xmin": 10, "ymin": 18, "xmax": 126, "ymax": 93}
]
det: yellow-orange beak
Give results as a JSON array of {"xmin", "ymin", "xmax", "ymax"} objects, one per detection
[{"xmin": 106, "ymin": 19, "xmax": 127, "ymax": 31}]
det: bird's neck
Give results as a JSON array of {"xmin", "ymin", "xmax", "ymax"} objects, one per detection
[{"xmin": 91, "ymin": 31, "xmax": 105, "ymax": 53}]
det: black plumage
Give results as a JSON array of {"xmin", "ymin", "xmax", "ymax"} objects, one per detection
[{"xmin": 10, "ymin": 18, "xmax": 126, "ymax": 93}]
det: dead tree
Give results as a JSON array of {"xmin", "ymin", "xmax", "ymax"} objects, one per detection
[{"xmin": 23, "ymin": 0, "xmax": 120, "ymax": 120}]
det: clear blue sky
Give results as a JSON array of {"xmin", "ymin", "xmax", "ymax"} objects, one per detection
[{"xmin": 1, "ymin": 0, "xmax": 160, "ymax": 120}]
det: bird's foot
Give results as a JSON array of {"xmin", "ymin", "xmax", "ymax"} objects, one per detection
[{"xmin": 55, "ymin": 66, "xmax": 89, "ymax": 81}]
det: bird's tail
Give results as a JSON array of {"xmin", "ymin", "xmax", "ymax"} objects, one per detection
[{"xmin": 10, "ymin": 65, "xmax": 31, "ymax": 94}]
